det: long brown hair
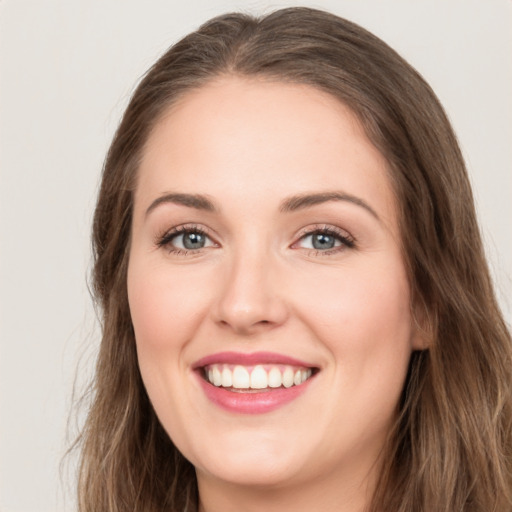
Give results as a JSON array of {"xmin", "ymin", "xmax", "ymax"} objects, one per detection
[{"xmin": 78, "ymin": 7, "xmax": 512, "ymax": 511}]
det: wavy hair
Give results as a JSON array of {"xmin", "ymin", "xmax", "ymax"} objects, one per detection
[{"xmin": 77, "ymin": 7, "xmax": 512, "ymax": 511}]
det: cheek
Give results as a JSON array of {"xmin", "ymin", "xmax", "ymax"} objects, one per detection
[
  {"xmin": 126, "ymin": 257, "xmax": 216, "ymax": 428},
  {"xmin": 300, "ymin": 260, "xmax": 411, "ymax": 339},
  {"xmin": 306, "ymin": 260, "xmax": 413, "ymax": 437},
  {"xmin": 296, "ymin": 256, "xmax": 413, "ymax": 396},
  {"xmin": 126, "ymin": 258, "xmax": 212, "ymax": 442},
  {"xmin": 127, "ymin": 259, "xmax": 212, "ymax": 352}
]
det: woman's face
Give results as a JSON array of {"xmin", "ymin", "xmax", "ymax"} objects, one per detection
[{"xmin": 128, "ymin": 77, "xmax": 421, "ymax": 493}]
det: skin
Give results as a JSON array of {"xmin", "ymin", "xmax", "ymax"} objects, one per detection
[{"xmin": 127, "ymin": 76, "xmax": 422, "ymax": 512}]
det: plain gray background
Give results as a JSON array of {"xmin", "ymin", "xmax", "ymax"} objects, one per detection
[{"xmin": 1, "ymin": 1, "xmax": 510, "ymax": 511}]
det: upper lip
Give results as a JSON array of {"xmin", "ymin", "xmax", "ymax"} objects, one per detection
[{"xmin": 192, "ymin": 351, "xmax": 316, "ymax": 369}]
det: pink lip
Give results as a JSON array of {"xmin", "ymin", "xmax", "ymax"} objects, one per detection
[
  {"xmin": 193, "ymin": 351, "xmax": 314, "ymax": 369},
  {"xmin": 197, "ymin": 378, "xmax": 312, "ymax": 414},
  {"xmin": 192, "ymin": 351, "xmax": 317, "ymax": 415}
]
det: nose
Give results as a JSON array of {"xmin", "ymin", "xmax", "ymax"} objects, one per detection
[{"xmin": 211, "ymin": 247, "xmax": 289, "ymax": 335}]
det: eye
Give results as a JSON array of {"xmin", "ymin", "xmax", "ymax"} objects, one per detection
[
  {"xmin": 156, "ymin": 225, "xmax": 217, "ymax": 254},
  {"xmin": 294, "ymin": 226, "xmax": 355, "ymax": 255},
  {"xmin": 301, "ymin": 232, "xmax": 340, "ymax": 250}
]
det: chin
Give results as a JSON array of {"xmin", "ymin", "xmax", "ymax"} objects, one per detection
[
  {"xmin": 184, "ymin": 427, "xmax": 311, "ymax": 488},
  {"xmin": 197, "ymin": 455, "xmax": 302, "ymax": 488}
]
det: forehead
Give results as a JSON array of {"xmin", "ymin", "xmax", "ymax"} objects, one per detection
[{"xmin": 136, "ymin": 76, "xmax": 397, "ymax": 230}]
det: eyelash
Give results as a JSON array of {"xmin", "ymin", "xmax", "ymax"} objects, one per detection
[
  {"xmin": 294, "ymin": 225, "xmax": 355, "ymax": 256},
  {"xmin": 155, "ymin": 224, "xmax": 212, "ymax": 256},
  {"xmin": 155, "ymin": 224, "xmax": 356, "ymax": 256}
]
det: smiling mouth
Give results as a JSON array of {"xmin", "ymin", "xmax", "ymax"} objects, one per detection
[{"xmin": 202, "ymin": 364, "xmax": 316, "ymax": 391}]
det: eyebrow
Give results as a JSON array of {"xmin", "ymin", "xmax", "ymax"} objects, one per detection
[
  {"xmin": 279, "ymin": 192, "xmax": 379, "ymax": 220},
  {"xmin": 145, "ymin": 190, "xmax": 379, "ymax": 220},
  {"xmin": 145, "ymin": 193, "xmax": 218, "ymax": 217}
]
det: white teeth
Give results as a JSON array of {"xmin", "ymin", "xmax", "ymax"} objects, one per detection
[
  {"xmin": 232, "ymin": 365, "xmax": 250, "ymax": 389},
  {"xmin": 250, "ymin": 365, "xmax": 268, "ymax": 389},
  {"xmin": 282, "ymin": 367, "xmax": 294, "ymax": 388},
  {"xmin": 268, "ymin": 367, "xmax": 282, "ymax": 388},
  {"xmin": 221, "ymin": 366, "xmax": 232, "ymax": 387},
  {"xmin": 212, "ymin": 366, "xmax": 222, "ymax": 387},
  {"xmin": 205, "ymin": 363, "xmax": 315, "ymax": 390}
]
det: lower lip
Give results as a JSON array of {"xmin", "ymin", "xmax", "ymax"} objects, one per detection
[{"xmin": 196, "ymin": 373, "xmax": 313, "ymax": 414}]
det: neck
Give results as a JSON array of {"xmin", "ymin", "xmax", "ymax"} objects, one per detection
[{"xmin": 196, "ymin": 461, "xmax": 379, "ymax": 512}]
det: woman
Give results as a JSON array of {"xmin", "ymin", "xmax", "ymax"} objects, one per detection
[{"xmin": 78, "ymin": 7, "xmax": 512, "ymax": 512}]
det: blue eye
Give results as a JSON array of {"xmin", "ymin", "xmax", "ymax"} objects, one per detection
[
  {"xmin": 302, "ymin": 232, "xmax": 340, "ymax": 250},
  {"xmin": 157, "ymin": 226, "xmax": 215, "ymax": 253},
  {"xmin": 296, "ymin": 227, "xmax": 355, "ymax": 254},
  {"xmin": 157, "ymin": 224, "xmax": 354, "ymax": 256},
  {"xmin": 175, "ymin": 231, "xmax": 209, "ymax": 250}
]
